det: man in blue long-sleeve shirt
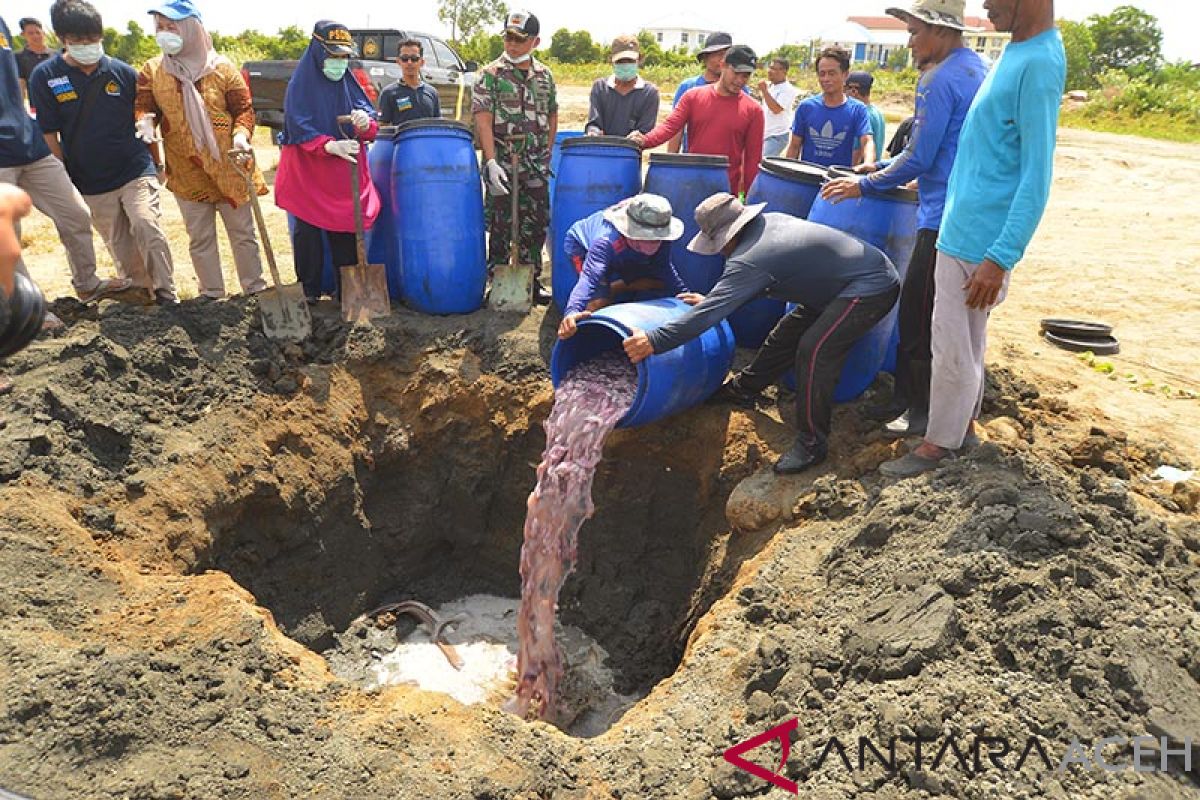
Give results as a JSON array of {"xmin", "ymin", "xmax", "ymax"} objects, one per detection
[
  {"xmin": 557, "ymin": 194, "xmax": 696, "ymax": 339},
  {"xmin": 882, "ymin": 0, "xmax": 1065, "ymax": 478},
  {"xmin": 623, "ymin": 193, "xmax": 899, "ymax": 473},
  {"xmin": 822, "ymin": 0, "xmax": 986, "ymax": 437}
]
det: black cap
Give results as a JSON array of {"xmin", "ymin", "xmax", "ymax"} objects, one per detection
[
  {"xmin": 312, "ymin": 20, "xmax": 357, "ymax": 56},
  {"xmin": 696, "ymin": 31, "xmax": 733, "ymax": 59},
  {"xmin": 504, "ymin": 10, "xmax": 540, "ymax": 39},
  {"xmin": 724, "ymin": 45, "xmax": 757, "ymax": 73},
  {"xmin": 847, "ymin": 70, "xmax": 875, "ymax": 93}
]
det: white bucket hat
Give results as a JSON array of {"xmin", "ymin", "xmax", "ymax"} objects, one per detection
[
  {"xmin": 604, "ymin": 194, "xmax": 684, "ymax": 241},
  {"xmin": 885, "ymin": 0, "xmax": 983, "ymax": 31}
]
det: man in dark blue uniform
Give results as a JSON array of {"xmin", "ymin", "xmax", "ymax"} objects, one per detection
[{"xmin": 377, "ymin": 38, "xmax": 441, "ymax": 126}]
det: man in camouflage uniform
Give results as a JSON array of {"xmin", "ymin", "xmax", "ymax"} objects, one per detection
[{"xmin": 472, "ymin": 10, "xmax": 557, "ymax": 305}]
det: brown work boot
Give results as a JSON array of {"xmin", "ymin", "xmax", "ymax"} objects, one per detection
[{"xmin": 77, "ymin": 277, "xmax": 135, "ymax": 304}]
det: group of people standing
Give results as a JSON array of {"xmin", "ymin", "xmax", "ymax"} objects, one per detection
[{"xmin": 551, "ymin": 0, "xmax": 1066, "ymax": 478}]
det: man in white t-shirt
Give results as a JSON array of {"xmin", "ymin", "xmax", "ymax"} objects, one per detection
[{"xmin": 758, "ymin": 57, "xmax": 798, "ymax": 158}]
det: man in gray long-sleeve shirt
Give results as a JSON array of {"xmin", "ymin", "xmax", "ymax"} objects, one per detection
[
  {"xmin": 623, "ymin": 193, "xmax": 899, "ymax": 473},
  {"xmin": 585, "ymin": 35, "xmax": 660, "ymax": 137}
]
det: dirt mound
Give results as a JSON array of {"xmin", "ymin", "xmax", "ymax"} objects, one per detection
[{"xmin": 0, "ymin": 299, "xmax": 1195, "ymax": 799}]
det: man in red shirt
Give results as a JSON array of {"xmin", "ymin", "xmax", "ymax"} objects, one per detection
[{"xmin": 629, "ymin": 45, "xmax": 764, "ymax": 196}]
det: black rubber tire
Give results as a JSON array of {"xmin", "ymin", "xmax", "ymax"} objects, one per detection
[
  {"xmin": 1042, "ymin": 330, "xmax": 1120, "ymax": 355},
  {"xmin": 1039, "ymin": 318, "xmax": 1114, "ymax": 338}
]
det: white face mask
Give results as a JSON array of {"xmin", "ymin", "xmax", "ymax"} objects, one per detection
[
  {"xmin": 156, "ymin": 32, "xmax": 184, "ymax": 56},
  {"xmin": 502, "ymin": 51, "xmax": 532, "ymax": 65},
  {"xmin": 67, "ymin": 42, "xmax": 103, "ymax": 65}
]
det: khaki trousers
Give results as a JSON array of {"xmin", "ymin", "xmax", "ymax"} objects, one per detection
[
  {"xmin": 84, "ymin": 177, "xmax": 176, "ymax": 299},
  {"xmin": 0, "ymin": 155, "xmax": 100, "ymax": 293},
  {"xmin": 176, "ymin": 197, "xmax": 266, "ymax": 298},
  {"xmin": 927, "ymin": 251, "xmax": 1012, "ymax": 450}
]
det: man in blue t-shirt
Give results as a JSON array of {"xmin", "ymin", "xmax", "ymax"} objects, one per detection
[
  {"xmin": 31, "ymin": 0, "xmax": 176, "ymax": 304},
  {"xmin": 882, "ymin": 0, "xmax": 1066, "ymax": 478},
  {"xmin": 785, "ymin": 46, "xmax": 874, "ymax": 168},
  {"xmin": 821, "ymin": 0, "xmax": 987, "ymax": 438},
  {"xmin": 0, "ymin": 11, "xmax": 129, "ymax": 306},
  {"xmin": 377, "ymin": 38, "xmax": 441, "ymax": 126},
  {"xmin": 668, "ymin": 31, "xmax": 731, "ymax": 153},
  {"xmin": 846, "ymin": 71, "xmax": 885, "ymax": 162}
]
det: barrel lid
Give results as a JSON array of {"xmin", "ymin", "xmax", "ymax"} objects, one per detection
[
  {"xmin": 825, "ymin": 165, "xmax": 918, "ymax": 202},
  {"xmin": 758, "ymin": 158, "xmax": 829, "ymax": 186},
  {"xmin": 649, "ymin": 152, "xmax": 729, "ymax": 168},
  {"xmin": 376, "ymin": 125, "xmax": 398, "ymax": 139},
  {"xmin": 561, "ymin": 135, "xmax": 641, "ymax": 152},
  {"xmin": 395, "ymin": 118, "xmax": 472, "ymax": 135}
]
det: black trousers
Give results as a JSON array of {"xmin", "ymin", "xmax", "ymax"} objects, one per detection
[
  {"xmin": 292, "ymin": 217, "xmax": 357, "ymax": 299},
  {"xmin": 894, "ymin": 228, "xmax": 940, "ymax": 414},
  {"xmin": 737, "ymin": 286, "xmax": 899, "ymax": 445}
]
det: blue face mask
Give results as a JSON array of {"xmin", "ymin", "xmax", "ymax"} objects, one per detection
[
  {"xmin": 323, "ymin": 58, "xmax": 349, "ymax": 81},
  {"xmin": 613, "ymin": 63, "xmax": 639, "ymax": 82}
]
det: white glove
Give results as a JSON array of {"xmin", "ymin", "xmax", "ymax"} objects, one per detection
[
  {"xmin": 324, "ymin": 139, "xmax": 361, "ymax": 164},
  {"xmin": 135, "ymin": 114, "xmax": 158, "ymax": 143},
  {"xmin": 232, "ymin": 131, "xmax": 252, "ymax": 152},
  {"xmin": 484, "ymin": 158, "xmax": 509, "ymax": 196},
  {"xmin": 349, "ymin": 109, "xmax": 372, "ymax": 132}
]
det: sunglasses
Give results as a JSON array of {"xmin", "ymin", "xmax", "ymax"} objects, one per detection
[{"xmin": 398, "ymin": 55, "xmax": 421, "ymax": 62}]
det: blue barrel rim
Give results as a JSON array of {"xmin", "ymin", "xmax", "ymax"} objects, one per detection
[
  {"xmin": 376, "ymin": 125, "xmax": 399, "ymax": 139},
  {"xmin": 395, "ymin": 118, "xmax": 472, "ymax": 135},
  {"xmin": 758, "ymin": 158, "xmax": 829, "ymax": 186},
  {"xmin": 648, "ymin": 152, "xmax": 729, "ymax": 167},
  {"xmin": 561, "ymin": 135, "xmax": 642, "ymax": 152},
  {"xmin": 550, "ymin": 316, "xmax": 649, "ymax": 427},
  {"xmin": 827, "ymin": 165, "xmax": 919, "ymax": 202}
]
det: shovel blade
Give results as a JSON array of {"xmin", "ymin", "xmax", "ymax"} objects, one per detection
[
  {"xmin": 488, "ymin": 263, "xmax": 533, "ymax": 313},
  {"xmin": 340, "ymin": 264, "xmax": 391, "ymax": 323},
  {"xmin": 258, "ymin": 283, "xmax": 312, "ymax": 342}
]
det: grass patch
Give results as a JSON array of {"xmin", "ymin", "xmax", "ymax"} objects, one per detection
[{"xmin": 1061, "ymin": 108, "xmax": 1200, "ymax": 143}]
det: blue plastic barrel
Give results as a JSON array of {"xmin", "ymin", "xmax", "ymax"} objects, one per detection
[
  {"xmin": 391, "ymin": 119, "xmax": 487, "ymax": 314},
  {"xmin": 786, "ymin": 181, "xmax": 917, "ymax": 401},
  {"xmin": 366, "ymin": 127, "xmax": 402, "ymax": 300},
  {"xmin": 550, "ymin": 136, "xmax": 643, "ymax": 313},
  {"xmin": 550, "ymin": 298, "xmax": 735, "ymax": 428},
  {"xmin": 735, "ymin": 159, "xmax": 834, "ymax": 348},
  {"xmin": 286, "ymin": 212, "xmax": 336, "ymax": 296},
  {"xmin": 642, "ymin": 153, "xmax": 729, "ymax": 294},
  {"xmin": 549, "ymin": 130, "xmax": 584, "ymax": 204}
]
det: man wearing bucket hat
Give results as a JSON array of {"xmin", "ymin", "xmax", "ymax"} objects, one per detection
[
  {"xmin": 821, "ymin": 0, "xmax": 987, "ymax": 439},
  {"xmin": 881, "ymin": 0, "xmax": 1065, "ymax": 478},
  {"xmin": 623, "ymin": 193, "xmax": 899, "ymax": 473},
  {"xmin": 471, "ymin": 10, "xmax": 557, "ymax": 304},
  {"xmin": 668, "ymin": 31, "xmax": 733, "ymax": 153},
  {"xmin": 558, "ymin": 194, "xmax": 698, "ymax": 339},
  {"xmin": 629, "ymin": 45, "xmax": 764, "ymax": 196}
]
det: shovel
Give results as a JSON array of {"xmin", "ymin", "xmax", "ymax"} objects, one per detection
[
  {"xmin": 335, "ymin": 116, "xmax": 390, "ymax": 323},
  {"xmin": 229, "ymin": 150, "xmax": 311, "ymax": 342},
  {"xmin": 487, "ymin": 145, "xmax": 533, "ymax": 313}
]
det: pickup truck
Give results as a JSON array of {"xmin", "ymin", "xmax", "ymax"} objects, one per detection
[{"xmin": 244, "ymin": 28, "xmax": 478, "ymax": 139}]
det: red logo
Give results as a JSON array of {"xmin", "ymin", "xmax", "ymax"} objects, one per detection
[{"xmin": 723, "ymin": 718, "xmax": 799, "ymax": 794}]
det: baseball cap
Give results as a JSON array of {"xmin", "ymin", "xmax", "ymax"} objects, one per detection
[
  {"xmin": 724, "ymin": 45, "xmax": 757, "ymax": 74},
  {"xmin": 504, "ymin": 10, "xmax": 540, "ymax": 39},
  {"xmin": 147, "ymin": 0, "xmax": 201, "ymax": 21},
  {"xmin": 696, "ymin": 31, "xmax": 733, "ymax": 59},
  {"xmin": 312, "ymin": 20, "xmax": 357, "ymax": 57},
  {"xmin": 610, "ymin": 34, "xmax": 640, "ymax": 62},
  {"xmin": 846, "ymin": 71, "xmax": 874, "ymax": 93}
]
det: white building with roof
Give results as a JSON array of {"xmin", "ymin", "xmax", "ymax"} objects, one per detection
[
  {"xmin": 816, "ymin": 15, "xmax": 1010, "ymax": 67},
  {"xmin": 642, "ymin": 13, "xmax": 720, "ymax": 54}
]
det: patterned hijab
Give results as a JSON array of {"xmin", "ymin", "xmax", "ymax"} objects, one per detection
[{"xmin": 160, "ymin": 15, "xmax": 224, "ymax": 161}]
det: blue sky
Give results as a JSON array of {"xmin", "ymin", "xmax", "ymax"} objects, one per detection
[{"xmin": 15, "ymin": 0, "xmax": 1198, "ymax": 62}]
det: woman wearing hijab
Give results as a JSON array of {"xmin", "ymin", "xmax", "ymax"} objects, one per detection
[
  {"xmin": 274, "ymin": 21, "xmax": 379, "ymax": 304},
  {"xmin": 135, "ymin": 0, "xmax": 266, "ymax": 299}
]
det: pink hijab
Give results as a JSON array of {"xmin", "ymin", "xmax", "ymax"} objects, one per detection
[{"xmin": 161, "ymin": 16, "xmax": 225, "ymax": 161}]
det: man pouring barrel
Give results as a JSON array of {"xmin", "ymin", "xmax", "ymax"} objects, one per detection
[{"xmin": 622, "ymin": 193, "xmax": 899, "ymax": 473}]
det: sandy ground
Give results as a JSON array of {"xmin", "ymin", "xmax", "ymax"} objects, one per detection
[{"xmin": 17, "ymin": 85, "xmax": 1200, "ymax": 461}]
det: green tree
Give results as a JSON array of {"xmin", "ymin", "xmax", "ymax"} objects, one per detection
[
  {"xmin": 102, "ymin": 21, "xmax": 158, "ymax": 66},
  {"xmin": 887, "ymin": 47, "xmax": 911, "ymax": 71},
  {"xmin": 438, "ymin": 0, "xmax": 508, "ymax": 42},
  {"xmin": 1059, "ymin": 19, "xmax": 1096, "ymax": 90},
  {"xmin": 456, "ymin": 29, "xmax": 504, "ymax": 64},
  {"xmin": 548, "ymin": 27, "xmax": 574, "ymax": 62},
  {"xmin": 1087, "ymin": 5, "xmax": 1162, "ymax": 76},
  {"xmin": 568, "ymin": 29, "xmax": 600, "ymax": 63}
]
